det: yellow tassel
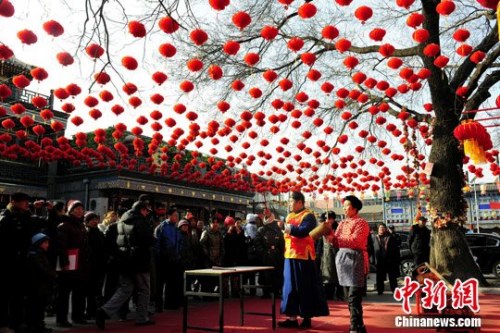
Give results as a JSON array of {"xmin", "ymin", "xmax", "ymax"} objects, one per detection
[
  {"xmin": 464, "ymin": 139, "xmax": 487, "ymax": 164},
  {"xmin": 497, "ymin": 2, "xmax": 500, "ymax": 41}
]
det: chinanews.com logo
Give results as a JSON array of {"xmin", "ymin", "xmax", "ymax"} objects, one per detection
[{"xmin": 393, "ymin": 277, "xmax": 482, "ymax": 329}]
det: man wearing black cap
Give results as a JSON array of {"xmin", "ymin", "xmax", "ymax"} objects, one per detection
[
  {"xmin": 0, "ymin": 192, "xmax": 41, "ymax": 333},
  {"xmin": 96, "ymin": 201, "xmax": 155, "ymax": 329},
  {"xmin": 325, "ymin": 195, "xmax": 370, "ymax": 333}
]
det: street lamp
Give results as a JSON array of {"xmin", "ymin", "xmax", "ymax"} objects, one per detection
[{"xmin": 83, "ymin": 178, "xmax": 90, "ymax": 210}]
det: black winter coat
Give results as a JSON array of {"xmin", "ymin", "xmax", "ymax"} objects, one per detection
[
  {"xmin": 26, "ymin": 247, "xmax": 57, "ymax": 297},
  {"xmin": 408, "ymin": 224, "xmax": 431, "ymax": 256},
  {"xmin": 57, "ymin": 214, "xmax": 89, "ymax": 272}
]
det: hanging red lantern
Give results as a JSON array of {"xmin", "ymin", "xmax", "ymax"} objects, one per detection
[
  {"xmin": 187, "ymin": 58, "xmax": 204, "ymax": 72},
  {"xmin": 32, "ymin": 96, "xmax": 47, "ymax": 109},
  {"xmin": 61, "ymin": 103, "xmax": 75, "ymax": 113},
  {"xmin": 93, "ymin": 72, "xmax": 110, "ymax": 85},
  {"xmin": 287, "ymin": 37, "xmax": 304, "ymax": 52},
  {"xmin": 54, "ymin": 88, "xmax": 69, "ymax": 100},
  {"xmin": 249, "ymin": 87, "xmax": 262, "ymax": 99},
  {"xmin": 179, "ymin": 80, "xmax": 194, "ymax": 93},
  {"xmin": 11, "ymin": 103, "xmax": 26, "ymax": 115},
  {"xmin": 89, "ymin": 109, "xmax": 102, "ymax": 120},
  {"xmin": 158, "ymin": 43, "xmax": 176, "ymax": 57},
  {"xmin": 335, "ymin": 38, "xmax": 351, "ymax": 53},
  {"xmin": 122, "ymin": 82, "xmax": 137, "ymax": 95},
  {"xmin": 0, "ymin": 0, "xmax": 15, "ymax": 17},
  {"xmin": 456, "ymin": 86, "xmax": 469, "ymax": 98},
  {"xmin": 42, "ymin": 20, "xmax": 64, "ymax": 37},
  {"xmin": 17, "ymin": 29, "xmax": 38, "ymax": 45},
  {"xmin": 298, "ymin": 3, "xmax": 317, "ymax": 19},
  {"xmin": 189, "ymin": 29, "xmax": 208, "ymax": 46},
  {"xmin": 387, "ymin": 57, "xmax": 403, "ymax": 69},
  {"xmin": 150, "ymin": 93, "xmax": 164, "ymax": 105},
  {"xmin": 436, "ymin": 0, "xmax": 456, "ymax": 16},
  {"xmin": 453, "ymin": 28, "xmax": 470, "ymax": 42},
  {"xmin": 128, "ymin": 21, "xmax": 146, "ymax": 38},
  {"xmin": 470, "ymin": 51, "xmax": 486, "ymax": 64},
  {"xmin": 2, "ymin": 118, "xmax": 15, "ymax": 130},
  {"xmin": 379, "ymin": 44, "xmax": 395, "ymax": 57},
  {"xmin": 84, "ymin": 96, "xmax": 99, "ymax": 107},
  {"xmin": 110, "ymin": 104, "xmax": 123, "ymax": 116},
  {"xmin": 369, "ymin": 28, "xmax": 386, "ymax": 41},
  {"xmin": 352, "ymin": 72, "xmax": 366, "ymax": 84},
  {"xmin": 231, "ymin": 80, "xmax": 245, "ymax": 91},
  {"xmin": 85, "ymin": 43, "xmax": 104, "ymax": 59},
  {"xmin": 32, "ymin": 125, "xmax": 45, "ymax": 136},
  {"xmin": 322, "ymin": 25, "xmax": 339, "ymax": 40},
  {"xmin": 223, "ymin": 40, "xmax": 240, "ymax": 55},
  {"xmin": 406, "ymin": 12, "xmax": 424, "ymax": 28},
  {"xmin": 128, "ymin": 96, "xmax": 142, "ymax": 108},
  {"xmin": 50, "ymin": 120, "xmax": 64, "ymax": 132},
  {"xmin": 54, "ymin": 52, "xmax": 73, "ymax": 66},
  {"xmin": 158, "ymin": 16, "xmax": 179, "ymax": 34},
  {"xmin": 173, "ymin": 103, "xmax": 186, "ymax": 114},
  {"xmin": 412, "ymin": 29, "xmax": 430, "ymax": 43},
  {"xmin": 454, "ymin": 120, "xmax": 493, "ymax": 164},
  {"xmin": 263, "ymin": 70, "xmax": 278, "ymax": 82},
  {"xmin": 343, "ymin": 56, "xmax": 359, "ymax": 69},
  {"xmin": 456, "ymin": 44, "xmax": 473, "ymax": 57},
  {"xmin": 20, "ymin": 115, "xmax": 35, "ymax": 128},
  {"xmin": 261, "ymin": 26, "xmax": 279, "ymax": 40},
  {"xmin": 209, "ymin": 0, "xmax": 230, "ymax": 10},
  {"xmin": 208, "ymin": 65, "xmax": 223, "ymax": 80},
  {"xmin": 307, "ymin": 69, "xmax": 321, "ymax": 81},
  {"xmin": 0, "ymin": 45, "xmax": 14, "ymax": 60},
  {"xmin": 354, "ymin": 6, "xmax": 373, "ymax": 23},
  {"xmin": 0, "ymin": 85, "xmax": 11, "ymax": 99},
  {"xmin": 279, "ymin": 78, "xmax": 293, "ymax": 91},
  {"xmin": 12, "ymin": 75, "xmax": 31, "ymax": 89},
  {"xmin": 335, "ymin": 0, "xmax": 353, "ymax": 5},
  {"xmin": 71, "ymin": 116, "xmax": 84, "ymax": 126},
  {"xmin": 321, "ymin": 82, "xmax": 334, "ymax": 94},
  {"xmin": 40, "ymin": 109, "xmax": 54, "ymax": 121},
  {"xmin": 423, "ymin": 43, "xmax": 440, "ymax": 57},
  {"xmin": 396, "ymin": 0, "xmax": 415, "ymax": 9},
  {"xmin": 434, "ymin": 55, "xmax": 449, "ymax": 68},
  {"xmin": 476, "ymin": 0, "xmax": 499, "ymax": 9},
  {"xmin": 99, "ymin": 90, "xmax": 113, "ymax": 102},
  {"xmin": 136, "ymin": 116, "xmax": 148, "ymax": 125},
  {"xmin": 301, "ymin": 52, "xmax": 316, "ymax": 66},
  {"xmin": 122, "ymin": 56, "xmax": 138, "ymax": 70},
  {"xmin": 152, "ymin": 71, "xmax": 167, "ymax": 85},
  {"xmin": 232, "ymin": 11, "xmax": 252, "ymax": 30},
  {"xmin": 244, "ymin": 52, "xmax": 260, "ymax": 66},
  {"xmin": 31, "ymin": 67, "xmax": 48, "ymax": 81}
]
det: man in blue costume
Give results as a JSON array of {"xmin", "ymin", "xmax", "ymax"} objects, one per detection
[{"xmin": 278, "ymin": 191, "xmax": 329, "ymax": 329}]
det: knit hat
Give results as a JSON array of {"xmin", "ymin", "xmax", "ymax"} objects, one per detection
[
  {"xmin": 67, "ymin": 200, "xmax": 84, "ymax": 214},
  {"xmin": 31, "ymin": 233, "xmax": 49, "ymax": 246},
  {"xmin": 84, "ymin": 211, "xmax": 99, "ymax": 223},
  {"xmin": 224, "ymin": 216, "xmax": 235, "ymax": 227},
  {"xmin": 178, "ymin": 219, "xmax": 189, "ymax": 228}
]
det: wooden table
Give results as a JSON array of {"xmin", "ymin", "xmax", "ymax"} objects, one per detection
[{"xmin": 183, "ymin": 266, "xmax": 276, "ymax": 333}]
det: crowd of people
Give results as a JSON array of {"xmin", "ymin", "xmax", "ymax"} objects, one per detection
[{"xmin": 0, "ymin": 190, "xmax": 431, "ymax": 333}]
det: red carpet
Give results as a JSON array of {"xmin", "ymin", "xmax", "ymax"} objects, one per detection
[{"xmin": 66, "ymin": 293, "xmax": 500, "ymax": 333}]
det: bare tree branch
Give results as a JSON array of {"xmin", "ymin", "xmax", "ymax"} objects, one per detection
[{"xmin": 463, "ymin": 70, "xmax": 500, "ymax": 119}]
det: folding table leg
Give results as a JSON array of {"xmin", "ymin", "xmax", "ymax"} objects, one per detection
[{"xmin": 219, "ymin": 274, "xmax": 224, "ymax": 333}]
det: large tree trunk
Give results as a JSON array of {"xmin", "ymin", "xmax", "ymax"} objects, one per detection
[{"xmin": 428, "ymin": 116, "xmax": 488, "ymax": 285}]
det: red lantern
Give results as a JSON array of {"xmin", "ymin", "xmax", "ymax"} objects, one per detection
[
  {"xmin": 187, "ymin": 58, "xmax": 203, "ymax": 72},
  {"xmin": 99, "ymin": 90, "xmax": 114, "ymax": 102},
  {"xmin": 61, "ymin": 103, "xmax": 75, "ymax": 113},
  {"xmin": 335, "ymin": 0, "xmax": 353, "ymax": 5},
  {"xmin": 93, "ymin": 72, "xmax": 110, "ymax": 85},
  {"xmin": 244, "ymin": 52, "xmax": 260, "ymax": 66},
  {"xmin": 406, "ymin": 12, "xmax": 424, "ymax": 28},
  {"xmin": 189, "ymin": 29, "xmax": 208, "ymax": 46},
  {"xmin": 158, "ymin": 17, "xmax": 179, "ymax": 34},
  {"xmin": 223, "ymin": 40, "xmax": 240, "ymax": 55},
  {"xmin": 261, "ymin": 26, "xmax": 279, "ymax": 40},
  {"xmin": 20, "ymin": 115, "xmax": 35, "ymax": 128},
  {"xmin": 456, "ymin": 44, "xmax": 473, "ymax": 57},
  {"xmin": 50, "ymin": 120, "xmax": 64, "ymax": 132},
  {"xmin": 335, "ymin": 38, "xmax": 351, "ymax": 53},
  {"xmin": 1, "ymin": 119, "xmax": 15, "ymax": 130},
  {"xmin": 111, "ymin": 104, "xmax": 124, "ymax": 116},
  {"xmin": 158, "ymin": 43, "xmax": 176, "ymax": 57},
  {"xmin": 54, "ymin": 52, "xmax": 73, "ymax": 66},
  {"xmin": 128, "ymin": 21, "xmax": 146, "ymax": 38},
  {"xmin": 32, "ymin": 125, "xmax": 45, "ymax": 136},
  {"xmin": 423, "ymin": 43, "xmax": 440, "ymax": 57},
  {"xmin": 387, "ymin": 57, "xmax": 403, "ymax": 69},
  {"xmin": 208, "ymin": 65, "xmax": 223, "ymax": 80},
  {"xmin": 287, "ymin": 37, "xmax": 304, "ymax": 52},
  {"xmin": 128, "ymin": 96, "xmax": 142, "ymax": 108},
  {"xmin": 301, "ymin": 52, "xmax": 316, "ymax": 66},
  {"xmin": 71, "ymin": 116, "xmax": 84, "ymax": 126},
  {"xmin": 42, "ymin": 20, "xmax": 64, "ymax": 37},
  {"xmin": 40, "ymin": 109, "xmax": 54, "ymax": 120},
  {"xmin": 32, "ymin": 96, "xmax": 47, "ymax": 109},
  {"xmin": 321, "ymin": 82, "xmax": 334, "ymax": 94},
  {"xmin": 11, "ymin": 103, "xmax": 26, "ymax": 115},
  {"xmin": 180, "ymin": 80, "xmax": 194, "ymax": 93},
  {"xmin": 84, "ymin": 96, "xmax": 99, "ymax": 107},
  {"xmin": 279, "ymin": 78, "xmax": 293, "ymax": 91},
  {"xmin": 150, "ymin": 93, "xmax": 164, "ymax": 105},
  {"xmin": 352, "ymin": 72, "xmax": 366, "ymax": 84},
  {"xmin": 322, "ymin": 25, "xmax": 339, "ymax": 40},
  {"xmin": 262, "ymin": 70, "xmax": 277, "ymax": 82},
  {"xmin": 85, "ymin": 43, "xmax": 104, "ymax": 59},
  {"xmin": 470, "ymin": 51, "xmax": 486, "ymax": 64},
  {"xmin": 122, "ymin": 56, "xmax": 138, "ymax": 70},
  {"xmin": 12, "ymin": 75, "xmax": 31, "ymax": 89},
  {"xmin": 0, "ymin": 85, "xmax": 11, "ymax": 99},
  {"xmin": 434, "ymin": 55, "xmax": 449, "ymax": 68},
  {"xmin": 122, "ymin": 83, "xmax": 137, "ymax": 95},
  {"xmin": 354, "ymin": 6, "xmax": 373, "ymax": 23},
  {"xmin": 232, "ymin": 80, "xmax": 245, "ymax": 91},
  {"xmin": 379, "ymin": 44, "xmax": 395, "ymax": 57},
  {"xmin": 31, "ymin": 67, "xmax": 48, "ymax": 81},
  {"xmin": 209, "ymin": 0, "xmax": 230, "ymax": 10},
  {"xmin": 217, "ymin": 101, "xmax": 230, "ymax": 112},
  {"xmin": 369, "ymin": 28, "xmax": 386, "ymax": 41},
  {"xmin": 0, "ymin": 45, "xmax": 14, "ymax": 60},
  {"xmin": 173, "ymin": 103, "xmax": 186, "ymax": 114},
  {"xmin": 249, "ymin": 87, "xmax": 262, "ymax": 99},
  {"xmin": 0, "ymin": 0, "xmax": 14, "ymax": 17},
  {"xmin": 307, "ymin": 69, "xmax": 322, "ymax": 81},
  {"xmin": 89, "ymin": 109, "xmax": 102, "ymax": 120},
  {"xmin": 152, "ymin": 71, "xmax": 167, "ymax": 85},
  {"xmin": 436, "ymin": 0, "xmax": 456, "ymax": 16},
  {"xmin": 298, "ymin": 3, "xmax": 317, "ymax": 18},
  {"xmin": 232, "ymin": 11, "xmax": 252, "ymax": 30},
  {"xmin": 453, "ymin": 28, "xmax": 470, "ymax": 42},
  {"xmin": 343, "ymin": 56, "xmax": 358, "ymax": 69},
  {"xmin": 17, "ymin": 29, "xmax": 37, "ymax": 45},
  {"xmin": 412, "ymin": 29, "xmax": 429, "ymax": 43},
  {"xmin": 396, "ymin": 0, "xmax": 415, "ymax": 9}
]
